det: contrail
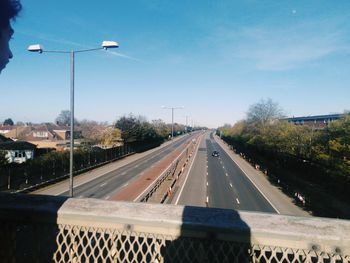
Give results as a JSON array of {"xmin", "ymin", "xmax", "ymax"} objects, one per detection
[{"xmin": 106, "ymin": 50, "xmax": 144, "ymax": 62}]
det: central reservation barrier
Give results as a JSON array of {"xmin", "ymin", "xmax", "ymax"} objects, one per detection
[{"xmin": 0, "ymin": 193, "xmax": 349, "ymax": 262}]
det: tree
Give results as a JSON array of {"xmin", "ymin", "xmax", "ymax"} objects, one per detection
[
  {"xmin": 79, "ymin": 120, "xmax": 102, "ymax": 142},
  {"xmin": 100, "ymin": 127, "xmax": 122, "ymax": 146},
  {"xmin": 55, "ymin": 110, "xmax": 78, "ymax": 126},
  {"xmin": 246, "ymin": 98, "xmax": 284, "ymax": 126},
  {"xmin": 115, "ymin": 115, "xmax": 163, "ymax": 144},
  {"xmin": 115, "ymin": 115, "xmax": 140, "ymax": 143},
  {"xmin": 3, "ymin": 118, "xmax": 14, "ymax": 126},
  {"xmin": 152, "ymin": 119, "xmax": 171, "ymax": 139}
]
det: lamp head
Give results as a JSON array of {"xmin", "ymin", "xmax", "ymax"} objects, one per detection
[
  {"xmin": 27, "ymin": 44, "xmax": 44, "ymax": 53},
  {"xmin": 102, "ymin": 41, "xmax": 119, "ymax": 50}
]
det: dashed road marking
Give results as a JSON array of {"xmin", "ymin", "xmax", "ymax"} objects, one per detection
[
  {"xmin": 104, "ymin": 195, "xmax": 110, "ymax": 200},
  {"xmin": 121, "ymin": 171, "xmax": 127, "ymax": 175},
  {"xmin": 100, "ymin": 182, "xmax": 107, "ymax": 187},
  {"xmin": 225, "ymin": 173, "xmax": 228, "ymax": 177},
  {"xmin": 207, "ymin": 182, "xmax": 208, "ymax": 187},
  {"xmin": 229, "ymin": 183, "xmax": 233, "ymax": 188},
  {"xmin": 236, "ymin": 198, "xmax": 240, "ymax": 204},
  {"xmin": 122, "ymin": 183, "xmax": 129, "ymax": 188}
]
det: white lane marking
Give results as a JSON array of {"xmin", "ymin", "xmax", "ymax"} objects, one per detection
[
  {"xmin": 122, "ymin": 183, "xmax": 129, "ymax": 188},
  {"xmin": 222, "ymin": 166, "xmax": 225, "ymax": 169},
  {"xmin": 100, "ymin": 182, "xmax": 107, "ymax": 187},
  {"xmin": 121, "ymin": 171, "xmax": 127, "ymax": 175},
  {"xmin": 229, "ymin": 183, "xmax": 233, "ymax": 188},
  {"xmin": 174, "ymin": 135, "xmax": 202, "ymax": 205},
  {"xmin": 207, "ymin": 172, "xmax": 209, "ymax": 176},
  {"xmin": 206, "ymin": 182, "xmax": 208, "ymax": 187},
  {"xmin": 236, "ymin": 198, "xmax": 240, "ymax": 204},
  {"xmin": 216, "ymin": 140, "xmax": 281, "ymax": 214},
  {"xmin": 206, "ymin": 196, "xmax": 209, "ymax": 203},
  {"xmin": 51, "ymin": 136, "xmax": 189, "ymax": 196},
  {"xmin": 104, "ymin": 195, "xmax": 110, "ymax": 200},
  {"xmin": 225, "ymin": 173, "xmax": 228, "ymax": 177},
  {"xmin": 134, "ymin": 164, "xmax": 139, "ymax": 168}
]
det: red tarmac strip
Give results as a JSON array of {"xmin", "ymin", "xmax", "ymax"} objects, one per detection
[{"xmin": 108, "ymin": 143, "xmax": 189, "ymax": 202}]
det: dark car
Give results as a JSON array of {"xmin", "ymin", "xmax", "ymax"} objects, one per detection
[{"xmin": 212, "ymin": 151, "xmax": 219, "ymax": 157}]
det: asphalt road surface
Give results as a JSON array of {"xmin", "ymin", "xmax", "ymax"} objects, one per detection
[
  {"xmin": 176, "ymin": 131, "xmax": 276, "ymax": 213},
  {"xmin": 58, "ymin": 133, "xmax": 198, "ymax": 199}
]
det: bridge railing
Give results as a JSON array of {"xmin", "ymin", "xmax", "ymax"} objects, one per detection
[{"xmin": 0, "ymin": 193, "xmax": 349, "ymax": 262}]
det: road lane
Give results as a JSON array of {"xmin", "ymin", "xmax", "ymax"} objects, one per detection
[
  {"xmin": 176, "ymin": 131, "xmax": 276, "ymax": 213},
  {"xmin": 56, "ymin": 133, "xmax": 198, "ymax": 198},
  {"xmin": 175, "ymin": 133, "xmax": 207, "ymax": 207}
]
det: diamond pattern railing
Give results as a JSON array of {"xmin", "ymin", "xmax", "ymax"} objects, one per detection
[{"xmin": 0, "ymin": 193, "xmax": 349, "ymax": 263}]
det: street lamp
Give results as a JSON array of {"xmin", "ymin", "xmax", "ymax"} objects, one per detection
[
  {"xmin": 162, "ymin": 106, "xmax": 184, "ymax": 140},
  {"xmin": 28, "ymin": 41, "xmax": 119, "ymax": 197}
]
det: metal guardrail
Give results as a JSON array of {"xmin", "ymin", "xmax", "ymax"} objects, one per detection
[
  {"xmin": 137, "ymin": 139, "xmax": 196, "ymax": 203},
  {"xmin": 0, "ymin": 193, "xmax": 349, "ymax": 262},
  {"xmin": 138, "ymin": 159, "xmax": 178, "ymax": 203}
]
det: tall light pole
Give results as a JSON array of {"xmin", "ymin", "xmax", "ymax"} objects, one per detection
[
  {"xmin": 185, "ymin": 115, "xmax": 190, "ymax": 133},
  {"xmin": 162, "ymin": 106, "xmax": 184, "ymax": 140},
  {"xmin": 28, "ymin": 41, "xmax": 119, "ymax": 197}
]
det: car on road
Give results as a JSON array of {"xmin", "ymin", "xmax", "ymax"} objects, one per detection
[{"xmin": 212, "ymin": 151, "xmax": 219, "ymax": 157}]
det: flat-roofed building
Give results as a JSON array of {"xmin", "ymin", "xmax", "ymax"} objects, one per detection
[{"xmin": 286, "ymin": 114, "xmax": 342, "ymax": 127}]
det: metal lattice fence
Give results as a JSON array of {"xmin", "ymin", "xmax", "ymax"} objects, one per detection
[{"xmin": 0, "ymin": 194, "xmax": 349, "ymax": 263}]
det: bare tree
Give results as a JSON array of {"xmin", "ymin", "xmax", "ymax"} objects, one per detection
[
  {"xmin": 246, "ymin": 98, "xmax": 284, "ymax": 126},
  {"xmin": 55, "ymin": 110, "xmax": 79, "ymax": 126}
]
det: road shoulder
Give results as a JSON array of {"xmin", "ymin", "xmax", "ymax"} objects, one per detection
[{"xmin": 214, "ymin": 135, "xmax": 310, "ymax": 217}]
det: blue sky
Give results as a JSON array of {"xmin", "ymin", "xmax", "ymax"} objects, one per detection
[{"xmin": 1, "ymin": 0, "xmax": 350, "ymax": 128}]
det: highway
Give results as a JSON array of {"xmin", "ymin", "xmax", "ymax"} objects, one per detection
[
  {"xmin": 175, "ymin": 131, "xmax": 277, "ymax": 213},
  {"xmin": 56, "ymin": 133, "xmax": 198, "ymax": 199},
  {"xmin": 36, "ymin": 129, "xmax": 302, "ymax": 215}
]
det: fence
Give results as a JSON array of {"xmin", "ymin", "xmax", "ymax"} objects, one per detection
[
  {"xmin": 0, "ymin": 193, "xmax": 349, "ymax": 262},
  {"xmin": 137, "ymin": 139, "xmax": 196, "ymax": 203},
  {"xmin": 0, "ymin": 144, "xmax": 133, "ymax": 192}
]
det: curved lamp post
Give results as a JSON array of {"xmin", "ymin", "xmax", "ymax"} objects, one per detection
[{"xmin": 28, "ymin": 41, "xmax": 119, "ymax": 197}]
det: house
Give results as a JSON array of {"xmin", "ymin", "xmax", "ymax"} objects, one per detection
[
  {"xmin": 25, "ymin": 124, "xmax": 55, "ymax": 141},
  {"xmin": 0, "ymin": 140, "xmax": 36, "ymax": 164},
  {"xmin": 1, "ymin": 125, "xmax": 32, "ymax": 140},
  {"xmin": 0, "ymin": 125, "xmax": 16, "ymax": 135},
  {"xmin": 0, "ymin": 134, "xmax": 12, "ymax": 143}
]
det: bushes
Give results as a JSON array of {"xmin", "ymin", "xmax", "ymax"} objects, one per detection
[{"xmin": 218, "ymin": 114, "xmax": 350, "ymax": 215}]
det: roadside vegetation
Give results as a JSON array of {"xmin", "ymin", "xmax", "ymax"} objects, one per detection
[
  {"xmin": 218, "ymin": 99, "xmax": 350, "ymax": 218},
  {"xmin": 0, "ymin": 114, "xmax": 200, "ymax": 192}
]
